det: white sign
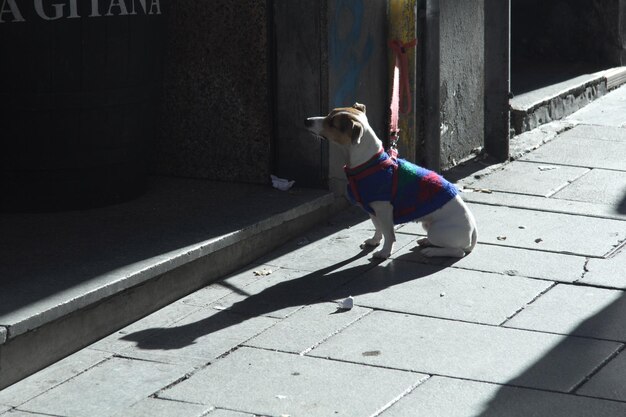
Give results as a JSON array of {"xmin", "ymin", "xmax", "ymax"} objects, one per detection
[{"xmin": 1, "ymin": 0, "xmax": 162, "ymax": 23}]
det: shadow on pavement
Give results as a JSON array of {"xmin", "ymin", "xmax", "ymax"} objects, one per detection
[
  {"xmin": 121, "ymin": 250, "xmax": 449, "ymax": 351},
  {"xmin": 474, "ymin": 293, "xmax": 626, "ymax": 416},
  {"xmin": 617, "ymin": 190, "xmax": 626, "ymax": 215}
]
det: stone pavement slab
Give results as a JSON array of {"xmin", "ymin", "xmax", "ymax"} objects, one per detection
[
  {"xmin": 465, "ymin": 161, "xmax": 589, "ymax": 197},
  {"xmin": 522, "ymin": 136, "xmax": 626, "ymax": 171},
  {"xmin": 112, "ymin": 308, "xmax": 277, "ymax": 366},
  {"xmin": 327, "ymin": 260, "xmax": 551, "ymax": 325},
  {"xmin": 19, "ymin": 357, "xmax": 193, "ymax": 417},
  {"xmin": 88, "ymin": 299, "xmax": 201, "ymax": 355},
  {"xmin": 160, "ymin": 347, "xmax": 427, "ymax": 417},
  {"xmin": 392, "ymin": 241, "xmax": 587, "ymax": 283},
  {"xmin": 0, "ymin": 349, "xmax": 111, "ymax": 408},
  {"xmin": 208, "ymin": 267, "xmax": 359, "ymax": 320},
  {"xmin": 207, "ymin": 410, "xmax": 255, "ymax": 417},
  {"xmin": 552, "ymin": 169, "xmax": 626, "ymax": 207},
  {"xmin": 401, "ymin": 202, "xmax": 626, "ymax": 256},
  {"xmin": 245, "ymin": 303, "xmax": 372, "ymax": 354},
  {"xmin": 309, "ymin": 312, "xmax": 621, "ymax": 392},
  {"xmin": 577, "ymin": 351, "xmax": 626, "ymax": 401},
  {"xmin": 110, "ymin": 398, "xmax": 213, "ymax": 417},
  {"xmin": 567, "ymin": 85, "xmax": 626, "ymax": 127},
  {"xmin": 259, "ymin": 227, "xmax": 415, "ymax": 272},
  {"xmin": 446, "ymin": 244, "xmax": 586, "ymax": 283},
  {"xmin": 381, "ymin": 375, "xmax": 626, "ymax": 417},
  {"xmin": 466, "ymin": 204, "xmax": 625, "ymax": 257},
  {"xmin": 555, "ymin": 123, "xmax": 626, "ymax": 142},
  {"xmin": 461, "ymin": 191, "xmax": 626, "ymax": 221},
  {"xmin": 179, "ymin": 263, "xmax": 268, "ymax": 308},
  {"xmin": 582, "ymin": 251, "xmax": 626, "ymax": 289},
  {"xmin": 1, "ymin": 410, "xmax": 52, "ymax": 417},
  {"xmin": 505, "ymin": 284, "xmax": 626, "ymax": 341}
]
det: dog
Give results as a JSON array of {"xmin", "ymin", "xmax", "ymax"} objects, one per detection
[{"xmin": 305, "ymin": 103, "xmax": 477, "ymax": 259}]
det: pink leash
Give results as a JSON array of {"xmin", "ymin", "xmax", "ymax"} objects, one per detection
[{"xmin": 388, "ymin": 38, "xmax": 417, "ymax": 159}]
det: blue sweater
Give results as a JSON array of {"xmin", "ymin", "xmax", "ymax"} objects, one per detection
[{"xmin": 344, "ymin": 150, "xmax": 458, "ymax": 224}]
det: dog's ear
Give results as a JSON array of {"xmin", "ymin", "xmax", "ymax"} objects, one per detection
[
  {"xmin": 351, "ymin": 120, "xmax": 364, "ymax": 145},
  {"xmin": 353, "ymin": 103, "xmax": 366, "ymax": 114}
]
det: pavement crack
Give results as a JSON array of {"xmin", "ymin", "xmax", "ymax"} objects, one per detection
[
  {"xmin": 368, "ymin": 375, "xmax": 431, "ymax": 417},
  {"xmin": 605, "ymin": 237, "xmax": 626, "ymax": 259},
  {"xmin": 571, "ymin": 344, "xmax": 626, "ymax": 394},
  {"xmin": 575, "ymin": 258, "xmax": 591, "ymax": 284},
  {"xmin": 299, "ymin": 309, "xmax": 374, "ymax": 356},
  {"xmin": 151, "ymin": 372, "xmax": 195, "ymax": 399},
  {"xmin": 499, "ymin": 282, "xmax": 558, "ymax": 326}
]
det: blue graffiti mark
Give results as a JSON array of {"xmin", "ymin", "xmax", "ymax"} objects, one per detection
[{"xmin": 329, "ymin": 0, "xmax": 374, "ymax": 107}]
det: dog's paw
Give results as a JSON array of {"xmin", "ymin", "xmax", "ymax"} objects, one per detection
[
  {"xmin": 360, "ymin": 238, "xmax": 381, "ymax": 249},
  {"xmin": 372, "ymin": 249, "xmax": 391, "ymax": 259},
  {"xmin": 417, "ymin": 237, "xmax": 432, "ymax": 247}
]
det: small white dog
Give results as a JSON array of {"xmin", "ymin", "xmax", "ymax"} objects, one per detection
[{"xmin": 305, "ymin": 103, "xmax": 477, "ymax": 259}]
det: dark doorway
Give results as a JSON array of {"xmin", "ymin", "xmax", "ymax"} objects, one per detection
[{"xmin": 511, "ymin": 0, "xmax": 618, "ymax": 95}]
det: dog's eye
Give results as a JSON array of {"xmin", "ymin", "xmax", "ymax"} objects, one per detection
[{"xmin": 332, "ymin": 115, "xmax": 350, "ymax": 131}]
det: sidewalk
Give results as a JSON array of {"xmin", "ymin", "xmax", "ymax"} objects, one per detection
[{"xmin": 1, "ymin": 84, "xmax": 626, "ymax": 416}]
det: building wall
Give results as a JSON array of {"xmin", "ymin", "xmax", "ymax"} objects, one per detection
[
  {"xmin": 439, "ymin": 0, "xmax": 485, "ymax": 168},
  {"xmin": 153, "ymin": 1, "xmax": 272, "ymax": 184},
  {"xmin": 273, "ymin": 0, "xmax": 328, "ymax": 189},
  {"xmin": 512, "ymin": 0, "xmax": 626, "ymax": 68},
  {"xmin": 273, "ymin": 0, "xmax": 388, "ymax": 192},
  {"xmin": 153, "ymin": 0, "xmax": 388, "ymax": 191}
]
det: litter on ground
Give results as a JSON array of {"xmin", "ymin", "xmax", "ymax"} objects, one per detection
[{"xmin": 337, "ymin": 296, "xmax": 354, "ymax": 310}]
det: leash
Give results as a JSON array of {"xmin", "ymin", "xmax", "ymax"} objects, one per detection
[
  {"xmin": 344, "ymin": 38, "xmax": 417, "ymax": 210},
  {"xmin": 388, "ymin": 38, "xmax": 417, "ymax": 159}
]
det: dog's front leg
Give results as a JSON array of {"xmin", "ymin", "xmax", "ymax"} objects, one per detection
[
  {"xmin": 360, "ymin": 214, "xmax": 383, "ymax": 249},
  {"xmin": 369, "ymin": 201, "xmax": 395, "ymax": 259}
]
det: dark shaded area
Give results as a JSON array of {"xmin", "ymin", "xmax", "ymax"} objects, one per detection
[
  {"xmin": 511, "ymin": 0, "xmax": 618, "ymax": 95},
  {"xmin": 477, "ymin": 292, "xmax": 626, "ymax": 415},
  {"xmin": 154, "ymin": 1, "xmax": 273, "ymax": 185},
  {"xmin": 0, "ymin": 177, "xmax": 329, "ymax": 318},
  {"xmin": 0, "ymin": 3, "xmax": 164, "ymax": 211},
  {"xmin": 441, "ymin": 153, "xmax": 502, "ymax": 184},
  {"xmin": 618, "ymin": 191, "xmax": 626, "ymax": 215}
]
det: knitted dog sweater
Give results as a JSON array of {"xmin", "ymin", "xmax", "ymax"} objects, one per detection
[{"xmin": 344, "ymin": 149, "xmax": 458, "ymax": 224}]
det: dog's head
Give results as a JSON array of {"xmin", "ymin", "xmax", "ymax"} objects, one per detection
[{"xmin": 305, "ymin": 103, "xmax": 367, "ymax": 146}]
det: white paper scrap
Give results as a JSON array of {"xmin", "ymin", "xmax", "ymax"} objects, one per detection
[
  {"xmin": 271, "ymin": 175, "xmax": 295, "ymax": 191},
  {"xmin": 337, "ymin": 296, "xmax": 354, "ymax": 310}
]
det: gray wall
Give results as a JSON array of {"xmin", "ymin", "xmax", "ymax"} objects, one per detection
[
  {"xmin": 273, "ymin": 0, "xmax": 328, "ymax": 189},
  {"xmin": 273, "ymin": 0, "xmax": 388, "ymax": 191},
  {"xmin": 439, "ymin": 0, "xmax": 485, "ymax": 169},
  {"xmin": 154, "ymin": 1, "xmax": 272, "ymax": 184},
  {"xmin": 155, "ymin": 0, "xmax": 387, "ymax": 190},
  {"xmin": 152, "ymin": 0, "xmax": 491, "ymax": 185}
]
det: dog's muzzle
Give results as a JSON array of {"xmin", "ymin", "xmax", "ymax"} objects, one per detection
[{"xmin": 304, "ymin": 117, "xmax": 324, "ymax": 135}]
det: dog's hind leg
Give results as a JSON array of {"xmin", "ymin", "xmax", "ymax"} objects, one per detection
[{"xmin": 420, "ymin": 220, "xmax": 472, "ymax": 258}]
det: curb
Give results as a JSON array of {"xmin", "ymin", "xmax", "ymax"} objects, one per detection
[
  {"xmin": 510, "ymin": 67, "xmax": 626, "ymax": 135},
  {"xmin": 0, "ymin": 192, "xmax": 340, "ymax": 389}
]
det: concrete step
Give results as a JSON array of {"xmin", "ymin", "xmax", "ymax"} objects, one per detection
[
  {"xmin": 0, "ymin": 177, "xmax": 340, "ymax": 389},
  {"xmin": 510, "ymin": 67, "xmax": 626, "ymax": 135}
]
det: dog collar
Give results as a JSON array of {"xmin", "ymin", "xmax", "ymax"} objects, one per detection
[{"xmin": 344, "ymin": 148, "xmax": 389, "ymax": 177}]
